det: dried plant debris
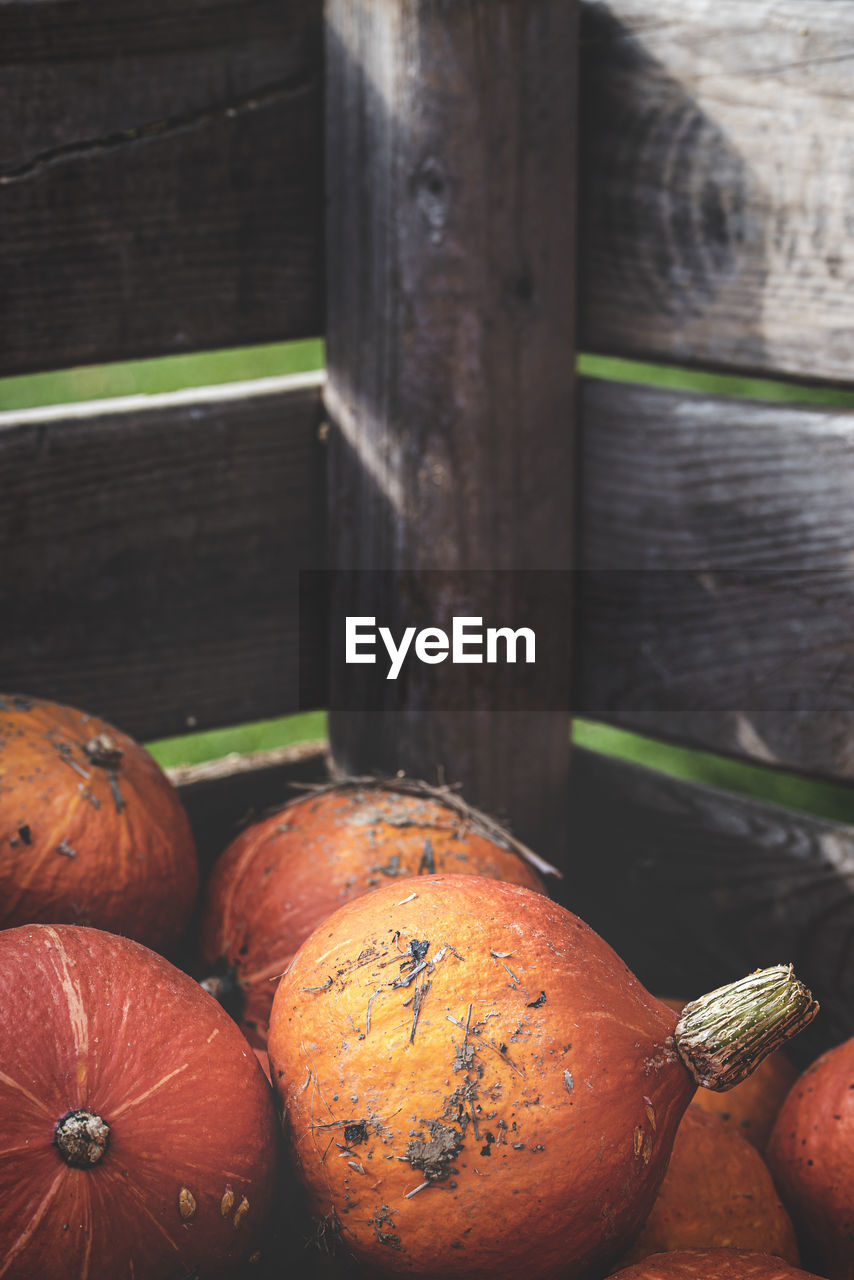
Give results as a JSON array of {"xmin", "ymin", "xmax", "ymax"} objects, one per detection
[
  {"xmin": 405, "ymin": 1119, "xmax": 463, "ymax": 1183},
  {"xmin": 301, "ymin": 976, "xmax": 334, "ymax": 994},
  {"xmin": 314, "ymin": 1210, "xmax": 347, "ymax": 1255},
  {"xmin": 418, "ymin": 838, "xmax": 436, "ymax": 874},
  {"xmin": 368, "ymin": 1206, "xmax": 403, "ymax": 1251},
  {"xmin": 83, "ymin": 734, "xmax": 124, "ymax": 770},
  {"xmin": 344, "ymin": 1120, "xmax": 369, "ymax": 1147},
  {"xmin": 442, "ymin": 1077, "xmax": 479, "ymax": 1128},
  {"xmin": 378, "ymin": 854, "xmax": 403, "ymax": 876},
  {"xmin": 287, "ymin": 773, "xmax": 561, "ymax": 878},
  {"xmin": 401, "ymin": 938, "xmax": 430, "ymax": 971}
]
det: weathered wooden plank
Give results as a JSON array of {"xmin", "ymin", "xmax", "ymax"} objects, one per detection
[
  {"xmin": 7, "ymin": 0, "xmax": 854, "ymax": 382},
  {"xmin": 0, "ymin": 373, "xmax": 327, "ymax": 741},
  {"xmin": 0, "ymin": 0, "xmax": 322, "ymax": 375},
  {"xmin": 574, "ymin": 376, "xmax": 854, "ymax": 782},
  {"xmin": 579, "ymin": 0, "xmax": 854, "ymax": 383},
  {"xmin": 564, "ymin": 747, "xmax": 854, "ymax": 1062},
  {"xmin": 8, "ymin": 369, "xmax": 854, "ymax": 782},
  {"xmin": 324, "ymin": 0, "xmax": 578, "ymax": 864}
]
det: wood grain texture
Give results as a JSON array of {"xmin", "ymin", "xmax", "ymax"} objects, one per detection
[
  {"xmin": 324, "ymin": 0, "xmax": 577, "ymax": 863},
  {"xmin": 7, "ymin": 0, "xmax": 854, "ymax": 381},
  {"xmin": 579, "ymin": 0, "xmax": 854, "ymax": 383},
  {"xmin": 564, "ymin": 747, "xmax": 854, "ymax": 1062},
  {"xmin": 0, "ymin": 0, "xmax": 323, "ymax": 375},
  {"xmin": 0, "ymin": 374, "xmax": 327, "ymax": 741},
  {"xmin": 574, "ymin": 376, "xmax": 854, "ymax": 781},
  {"xmin": 7, "ymin": 369, "xmax": 854, "ymax": 783}
]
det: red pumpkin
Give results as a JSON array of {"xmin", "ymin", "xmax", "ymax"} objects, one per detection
[
  {"xmin": 766, "ymin": 1035, "xmax": 854, "ymax": 1279},
  {"xmin": 610, "ymin": 1250, "xmax": 822, "ymax": 1278},
  {"xmin": 0, "ymin": 695, "xmax": 198, "ymax": 953},
  {"xmin": 200, "ymin": 781, "xmax": 547, "ymax": 1049},
  {"xmin": 267, "ymin": 875, "xmax": 816, "ymax": 1280},
  {"xmin": 0, "ymin": 924, "xmax": 277, "ymax": 1279}
]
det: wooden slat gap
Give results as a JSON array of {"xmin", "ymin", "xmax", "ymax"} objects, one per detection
[
  {"xmin": 578, "ymin": 360, "xmax": 854, "ymax": 408},
  {"xmin": 167, "ymin": 738, "xmax": 329, "ymax": 790},
  {"xmin": 0, "ymin": 369, "xmax": 326, "ymax": 431},
  {"xmin": 575, "ymin": 733, "xmax": 854, "ymax": 828}
]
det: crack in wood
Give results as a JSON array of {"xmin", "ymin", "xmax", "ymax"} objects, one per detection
[{"xmin": 0, "ymin": 73, "xmax": 316, "ymax": 185}]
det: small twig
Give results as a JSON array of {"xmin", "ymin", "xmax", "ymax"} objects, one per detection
[
  {"xmin": 267, "ymin": 956, "xmax": 295, "ymax": 983},
  {"xmin": 446, "ymin": 1013, "xmax": 524, "ymax": 1076},
  {"xmin": 391, "ymin": 959, "xmax": 431, "ymax": 989},
  {"xmin": 301, "ymin": 976, "xmax": 333, "ymax": 993},
  {"xmin": 409, "ymin": 979, "xmax": 431, "ymax": 1044},
  {"xmin": 397, "ymin": 892, "xmax": 417, "ymax": 905},
  {"xmin": 365, "ymin": 987, "xmax": 382, "ymax": 1035},
  {"xmin": 57, "ymin": 753, "xmax": 90, "ymax": 781},
  {"xmin": 481, "ymin": 1034, "xmax": 525, "ymax": 1076},
  {"xmin": 404, "ymin": 1181, "xmax": 431, "ymax": 1199},
  {"xmin": 107, "ymin": 771, "xmax": 124, "ymax": 814}
]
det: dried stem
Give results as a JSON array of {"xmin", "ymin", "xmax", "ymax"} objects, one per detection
[
  {"xmin": 55, "ymin": 1110, "xmax": 110, "ymax": 1167},
  {"xmin": 674, "ymin": 964, "xmax": 819, "ymax": 1091}
]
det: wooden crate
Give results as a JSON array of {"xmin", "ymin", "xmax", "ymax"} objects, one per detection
[{"xmin": 4, "ymin": 3, "xmax": 854, "ymax": 1267}]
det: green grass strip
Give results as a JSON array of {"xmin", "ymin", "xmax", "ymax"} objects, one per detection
[
  {"xmin": 146, "ymin": 710, "xmax": 327, "ymax": 769},
  {"xmin": 573, "ymin": 719, "xmax": 854, "ymax": 825},
  {"xmin": 577, "ymin": 353, "xmax": 854, "ymax": 408},
  {"xmin": 146, "ymin": 707, "xmax": 854, "ymax": 828},
  {"xmin": 0, "ymin": 339, "xmax": 325, "ymax": 412}
]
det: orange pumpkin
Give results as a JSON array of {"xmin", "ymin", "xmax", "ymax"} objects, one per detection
[
  {"xmin": 267, "ymin": 875, "xmax": 816, "ymax": 1280},
  {"xmin": 200, "ymin": 782, "xmax": 547, "ymax": 1048},
  {"xmin": 660, "ymin": 998, "xmax": 796, "ymax": 1149},
  {"xmin": 767, "ymin": 1035, "xmax": 854, "ymax": 1279},
  {"xmin": 610, "ymin": 1250, "xmax": 822, "ymax": 1279},
  {"xmin": 615, "ymin": 1106, "xmax": 800, "ymax": 1268},
  {"xmin": 0, "ymin": 695, "xmax": 198, "ymax": 953}
]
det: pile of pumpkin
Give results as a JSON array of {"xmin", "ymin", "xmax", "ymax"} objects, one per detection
[{"xmin": 1, "ymin": 695, "xmax": 851, "ymax": 1280}]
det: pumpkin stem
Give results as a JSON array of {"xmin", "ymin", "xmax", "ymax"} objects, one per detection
[
  {"xmin": 84, "ymin": 734, "xmax": 123, "ymax": 770},
  {"xmin": 55, "ymin": 1109, "xmax": 110, "ymax": 1167},
  {"xmin": 674, "ymin": 964, "xmax": 818, "ymax": 1092},
  {"xmin": 200, "ymin": 962, "xmax": 246, "ymax": 1023}
]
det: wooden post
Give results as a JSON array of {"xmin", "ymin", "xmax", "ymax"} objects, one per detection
[{"xmin": 324, "ymin": 0, "xmax": 577, "ymax": 864}]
